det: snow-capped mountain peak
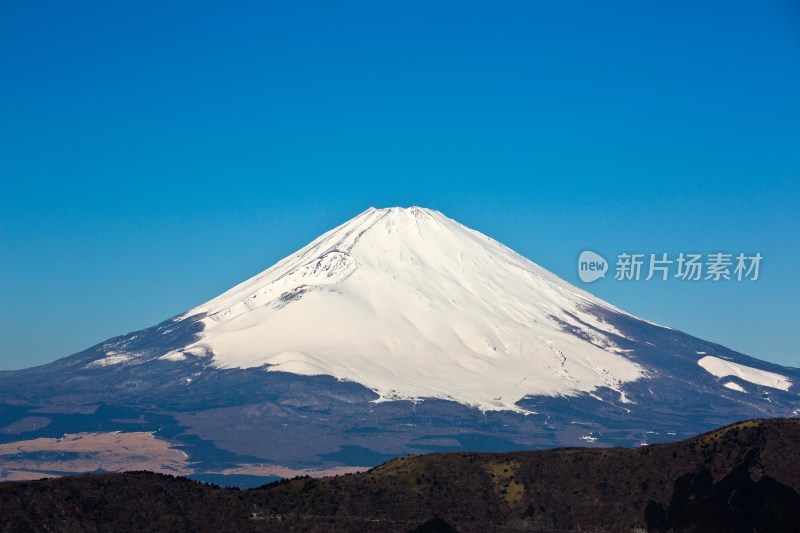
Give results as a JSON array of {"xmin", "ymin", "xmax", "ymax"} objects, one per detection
[{"xmin": 162, "ymin": 207, "xmax": 646, "ymax": 411}]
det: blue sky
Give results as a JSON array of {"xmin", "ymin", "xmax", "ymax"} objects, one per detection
[{"xmin": 1, "ymin": 1, "xmax": 798, "ymax": 370}]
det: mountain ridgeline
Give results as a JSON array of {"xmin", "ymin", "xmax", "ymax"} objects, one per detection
[{"xmin": 2, "ymin": 419, "xmax": 800, "ymax": 532}]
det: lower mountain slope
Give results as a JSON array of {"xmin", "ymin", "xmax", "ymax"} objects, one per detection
[
  {"xmin": 2, "ymin": 418, "xmax": 799, "ymax": 532},
  {"xmin": 1, "ymin": 299, "xmax": 797, "ymax": 476}
]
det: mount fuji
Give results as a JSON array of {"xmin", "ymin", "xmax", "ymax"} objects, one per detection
[
  {"xmin": 1, "ymin": 207, "xmax": 798, "ymax": 477},
  {"xmin": 165, "ymin": 206, "xmax": 644, "ymax": 411}
]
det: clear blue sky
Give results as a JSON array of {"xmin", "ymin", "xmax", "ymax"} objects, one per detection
[{"xmin": 1, "ymin": 1, "xmax": 798, "ymax": 370}]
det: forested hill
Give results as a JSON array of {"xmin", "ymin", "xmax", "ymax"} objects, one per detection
[{"xmin": 2, "ymin": 418, "xmax": 800, "ymax": 532}]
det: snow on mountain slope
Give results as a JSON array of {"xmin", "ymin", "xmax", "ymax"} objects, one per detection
[
  {"xmin": 698, "ymin": 355, "xmax": 792, "ymax": 391},
  {"xmin": 163, "ymin": 207, "xmax": 648, "ymax": 411}
]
